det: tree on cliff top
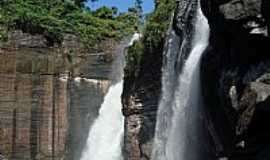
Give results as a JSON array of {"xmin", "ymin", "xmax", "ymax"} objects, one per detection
[
  {"xmin": 93, "ymin": 6, "xmax": 118, "ymax": 19},
  {"xmin": 0, "ymin": 0, "xmax": 136, "ymax": 46},
  {"xmin": 125, "ymin": 0, "xmax": 176, "ymax": 78}
]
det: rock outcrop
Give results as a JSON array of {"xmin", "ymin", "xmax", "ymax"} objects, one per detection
[
  {"xmin": 122, "ymin": 40, "xmax": 163, "ymax": 160},
  {"xmin": 201, "ymin": 0, "xmax": 270, "ymax": 159}
]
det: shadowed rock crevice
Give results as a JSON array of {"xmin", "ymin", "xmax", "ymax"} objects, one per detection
[{"xmin": 201, "ymin": 0, "xmax": 270, "ymax": 159}]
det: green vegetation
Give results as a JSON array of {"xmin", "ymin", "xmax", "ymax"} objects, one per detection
[
  {"xmin": 92, "ymin": 6, "xmax": 118, "ymax": 19},
  {"xmin": 0, "ymin": 0, "xmax": 137, "ymax": 46},
  {"xmin": 125, "ymin": 0, "xmax": 175, "ymax": 78},
  {"xmin": 125, "ymin": 41, "xmax": 144, "ymax": 78},
  {"xmin": 0, "ymin": 26, "xmax": 8, "ymax": 41},
  {"xmin": 143, "ymin": 0, "xmax": 175, "ymax": 50}
]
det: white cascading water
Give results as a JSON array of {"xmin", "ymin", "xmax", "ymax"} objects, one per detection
[
  {"xmin": 152, "ymin": 2, "xmax": 210, "ymax": 160},
  {"xmin": 80, "ymin": 81, "xmax": 124, "ymax": 160},
  {"xmin": 80, "ymin": 34, "xmax": 140, "ymax": 160}
]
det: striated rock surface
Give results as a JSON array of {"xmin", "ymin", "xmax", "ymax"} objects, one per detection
[
  {"xmin": 0, "ymin": 31, "xmax": 72, "ymax": 160},
  {"xmin": 122, "ymin": 49, "xmax": 162, "ymax": 160},
  {"xmin": 122, "ymin": 35, "xmax": 163, "ymax": 160},
  {"xmin": 0, "ymin": 30, "xmax": 117, "ymax": 160}
]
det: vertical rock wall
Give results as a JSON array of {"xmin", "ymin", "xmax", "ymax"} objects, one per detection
[
  {"xmin": 0, "ymin": 31, "xmax": 70, "ymax": 160},
  {"xmin": 200, "ymin": 0, "xmax": 270, "ymax": 159},
  {"xmin": 0, "ymin": 30, "xmax": 115, "ymax": 160}
]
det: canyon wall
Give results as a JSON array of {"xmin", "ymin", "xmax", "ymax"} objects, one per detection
[
  {"xmin": 0, "ymin": 31, "xmax": 70, "ymax": 160},
  {"xmin": 0, "ymin": 31, "xmax": 114, "ymax": 160},
  {"xmin": 122, "ymin": 29, "xmax": 163, "ymax": 160}
]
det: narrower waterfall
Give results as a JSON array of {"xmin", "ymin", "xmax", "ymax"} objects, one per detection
[
  {"xmin": 152, "ymin": 2, "xmax": 210, "ymax": 160},
  {"xmin": 80, "ymin": 35, "xmax": 140, "ymax": 160},
  {"xmin": 79, "ymin": 48, "xmax": 125, "ymax": 160},
  {"xmin": 80, "ymin": 80, "xmax": 124, "ymax": 160}
]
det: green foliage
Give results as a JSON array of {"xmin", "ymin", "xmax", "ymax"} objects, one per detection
[
  {"xmin": 0, "ymin": 27, "xmax": 8, "ymax": 42},
  {"xmin": 0, "ymin": 0, "xmax": 135, "ymax": 46},
  {"xmin": 124, "ymin": 41, "xmax": 143, "ymax": 78},
  {"xmin": 72, "ymin": 0, "xmax": 87, "ymax": 8},
  {"xmin": 117, "ymin": 11, "xmax": 138, "ymax": 29},
  {"xmin": 124, "ymin": 0, "xmax": 175, "ymax": 79},
  {"xmin": 92, "ymin": 6, "xmax": 118, "ymax": 19},
  {"xmin": 142, "ymin": 0, "xmax": 175, "ymax": 51}
]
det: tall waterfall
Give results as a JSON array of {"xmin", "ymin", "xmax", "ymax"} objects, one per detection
[
  {"xmin": 80, "ymin": 81, "xmax": 124, "ymax": 160},
  {"xmin": 80, "ymin": 35, "xmax": 140, "ymax": 160},
  {"xmin": 80, "ymin": 50, "xmax": 124, "ymax": 160},
  {"xmin": 152, "ymin": 2, "xmax": 210, "ymax": 160}
]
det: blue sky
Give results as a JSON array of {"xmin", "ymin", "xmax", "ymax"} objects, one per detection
[{"xmin": 86, "ymin": 0, "xmax": 155, "ymax": 14}]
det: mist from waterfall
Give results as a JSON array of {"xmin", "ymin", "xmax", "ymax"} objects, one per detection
[{"xmin": 152, "ymin": 2, "xmax": 210, "ymax": 160}]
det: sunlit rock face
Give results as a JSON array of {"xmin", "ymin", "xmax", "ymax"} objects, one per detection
[
  {"xmin": 0, "ymin": 31, "xmax": 70, "ymax": 160},
  {"xmin": 0, "ymin": 30, "xmax": 116, "ymax": 160}
]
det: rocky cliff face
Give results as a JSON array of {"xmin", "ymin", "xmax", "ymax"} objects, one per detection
[
  {"xmin": 0, "ymin": 31, "xmax": 72, "ymax": 160},
  {"xmin": 122, "ymin": 41, "xmax": 163, "ymax": 160},
  {"xmin": 122, "ymin": 0, "xmax": 270, "ymax": 159},
  {"xmin": 200, "ymin": 0, "xmax": 270, "ymax": 159},
  {"xmin": 0, "ymin": 30, "xmax": 114, "ymax": 160}
]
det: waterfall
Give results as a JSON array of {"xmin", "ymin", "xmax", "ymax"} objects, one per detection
[
  {"xmin": 79, "ymin": 34, "xmax": 140, "ymax": 160},
  {"xmin": 80, "ymin": 81, "xmax": 124, "ymax": 160},
  {"xmin": 152, "ymin": 2, "xmax": 210, "ymax": 160}
]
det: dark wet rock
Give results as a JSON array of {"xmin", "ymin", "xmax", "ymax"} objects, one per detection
[
  {"xmin": 122, "ymin": 44, "xmax": 162, "ymax": 159},
  {"xmin": 219, "ymin": 0, "xmax": 261, "ymax": 20},
  {"xmin": 201, "ymin": 0, "xmax": 270, "ymax": 159}
]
